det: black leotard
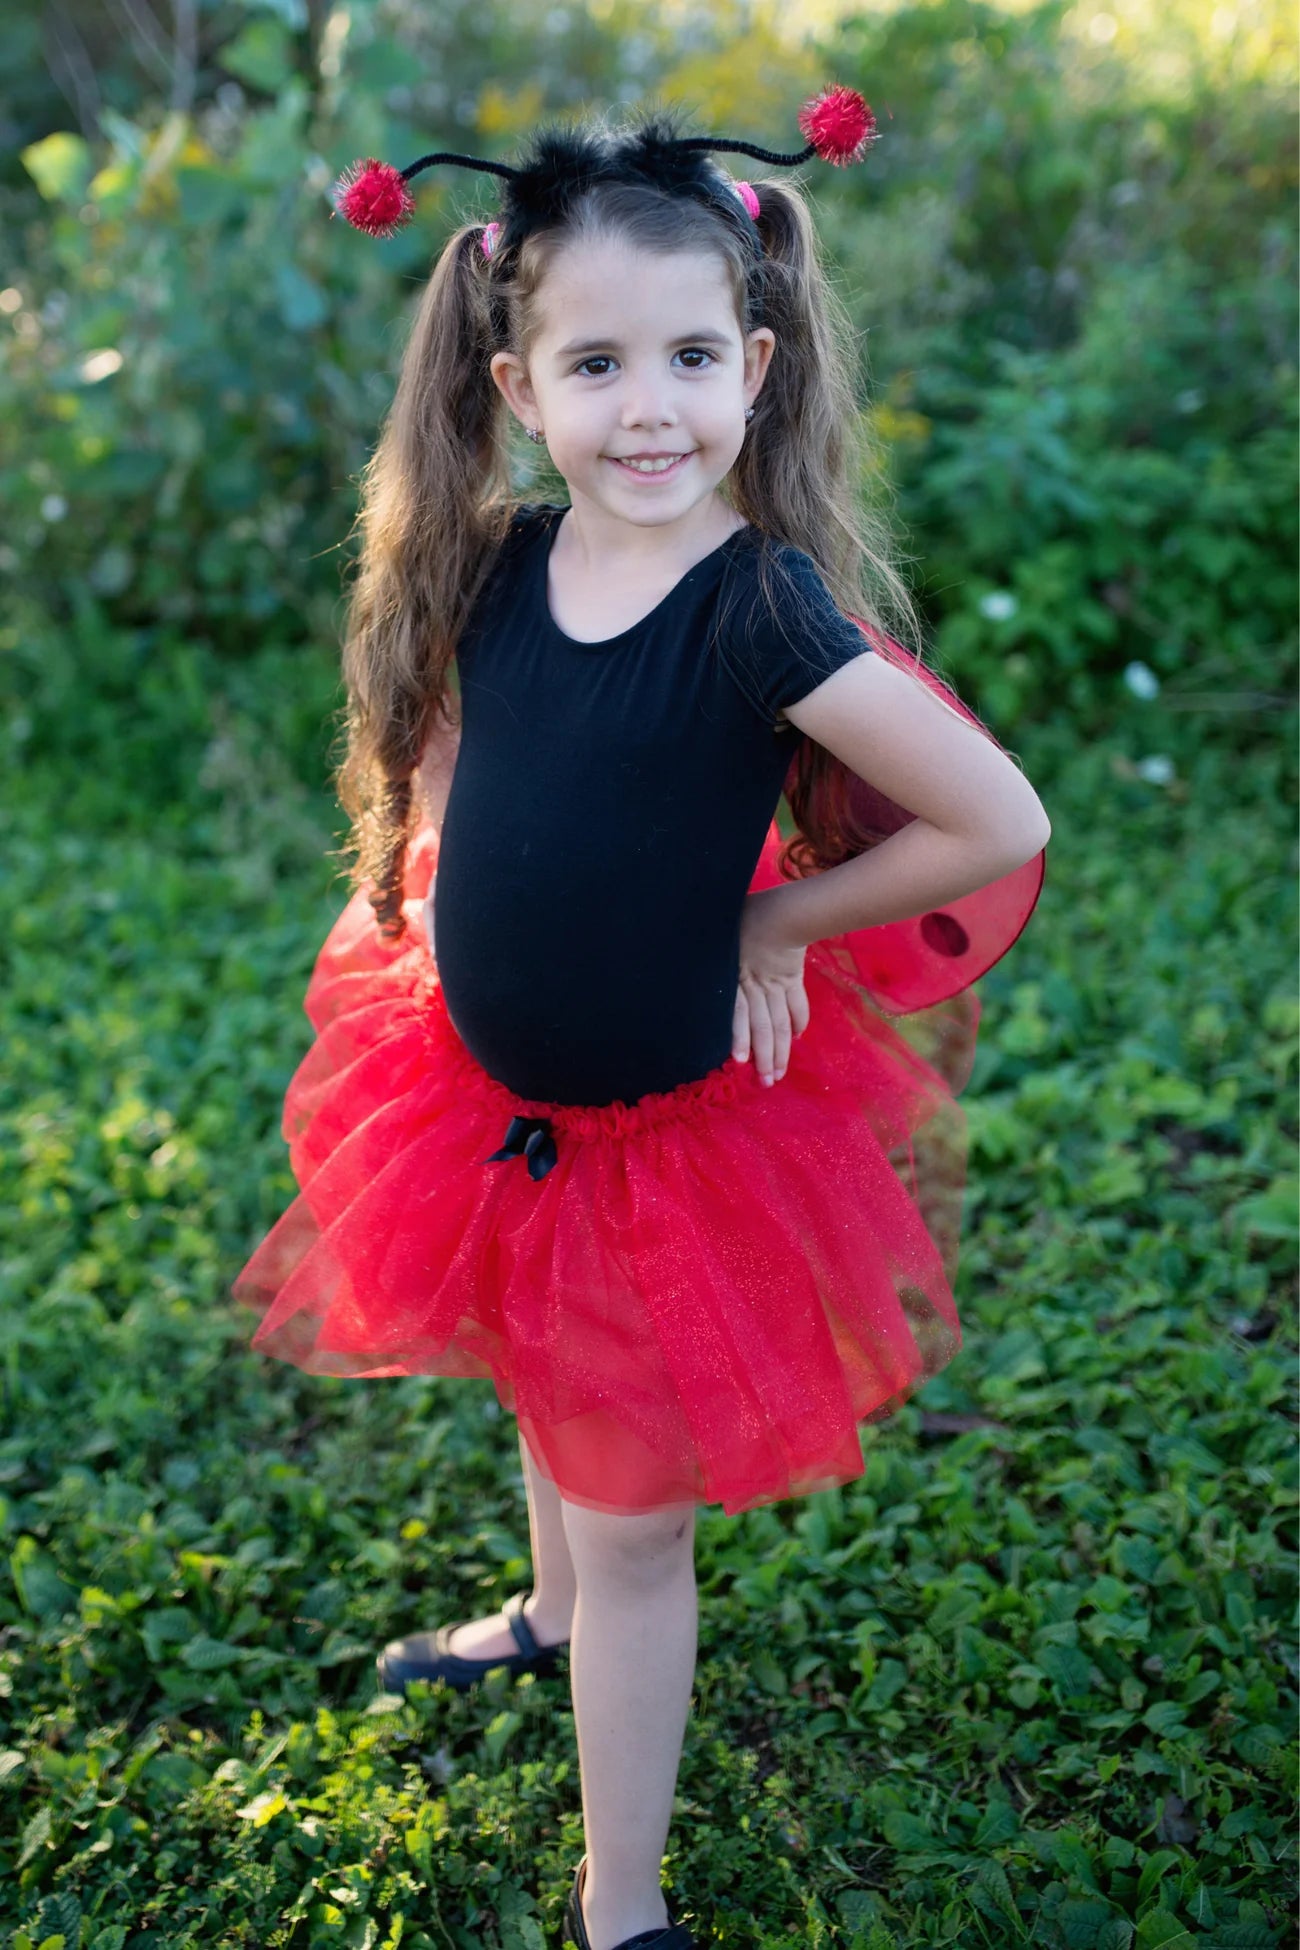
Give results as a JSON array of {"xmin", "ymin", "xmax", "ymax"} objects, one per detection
[{"xmin": 434, "ymin": 504, "xmax": 874, "ymax": 1106}]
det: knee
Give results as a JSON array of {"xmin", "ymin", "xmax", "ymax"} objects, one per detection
[{"xmin": 560, "ymin": 1500, "xmax": 696, "ymax": 1588}]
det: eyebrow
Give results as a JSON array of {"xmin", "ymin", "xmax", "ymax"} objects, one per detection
[{"xmin": 554, "ymin": 330, "xmax": 733, "ymax": 358}]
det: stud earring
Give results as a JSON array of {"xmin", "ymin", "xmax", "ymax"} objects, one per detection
[
  {"xmin": 526, "ymin": 426, "xmax": 545, "ymax": 444},
  {"xmin": 744, "ymin": 406, "xmax": 756, "ymax": 422}
]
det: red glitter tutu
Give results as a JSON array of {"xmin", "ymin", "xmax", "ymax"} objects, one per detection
[{"xmin": 233, "ymin": 803, "xmax": 1043, "ymax": 1516}]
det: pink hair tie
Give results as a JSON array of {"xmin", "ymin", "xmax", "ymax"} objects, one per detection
[
  {"xmin": 479, "ymin": 220, "xmax": 501, "ymax": 260},
  {"xmin": 732, "ymin": 180, "xmax": 761, "ymax": 220}
]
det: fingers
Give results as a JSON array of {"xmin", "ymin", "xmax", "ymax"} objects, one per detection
[
  {"xmin": 739, "ymin": 975, "xmax": 807, "ymax": 1085},
  {"xmin": 731, "ymin": 986, "xmax": 750, "ymax": 1064},
  {"xmin": 751, "ymin": 981, "xmax": 787, "ymax": 1084}
]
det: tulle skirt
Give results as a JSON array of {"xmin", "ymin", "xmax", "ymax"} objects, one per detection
[{"xmin": 232, "ymin": 820, "xmax": 980, "ymax": 1516}]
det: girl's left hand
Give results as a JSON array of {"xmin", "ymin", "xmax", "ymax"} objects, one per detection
[{"xmin": 733, "ymin": 889, "xmax": 810, "ymax": 1086}]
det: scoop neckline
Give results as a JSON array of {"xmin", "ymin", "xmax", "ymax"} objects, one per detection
[{"xmin": 538, "ymin": 505, "xmax": 754, "ymax": 650}]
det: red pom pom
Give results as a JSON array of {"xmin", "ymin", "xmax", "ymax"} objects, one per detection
[
  {"xmin": 331, "ymin": 158, "xmax": 416, "ymax": 238},
  {"xmin": 797, "ymin": 85, "xmax": 877, "ymax": 167}
]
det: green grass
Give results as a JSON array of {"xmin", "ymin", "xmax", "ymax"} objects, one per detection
[{"xmin": 0, "ymin": 638, "xmax": 1295, "ymax": 1947}]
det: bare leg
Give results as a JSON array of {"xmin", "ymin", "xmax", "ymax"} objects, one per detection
[
  {"xmin": 444, "ymin": 1425, "xmax": 578, "ymax": 1659},
  {"xmin": 561, "ymin": 1499, "xmax": 698, "ymax": 1950}
]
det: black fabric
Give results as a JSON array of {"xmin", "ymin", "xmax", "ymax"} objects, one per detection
[{"xmin": 434, "ymin": 503, "xmax": 873, "ymax": 1107}]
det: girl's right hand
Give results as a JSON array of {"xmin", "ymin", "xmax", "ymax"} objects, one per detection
[{"xmin": 401, "ymin": 880, "xmax": 436, "ymax": 953}]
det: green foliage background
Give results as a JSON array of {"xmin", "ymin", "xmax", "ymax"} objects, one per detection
[{"xmin": 0, "ymin": 0, "xmax": 1296, "ymax": 1943}]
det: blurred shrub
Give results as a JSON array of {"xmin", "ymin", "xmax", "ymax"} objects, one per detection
[
  {"xmin": 820, "ymin": 0, "xmax": 1298, "ymax": 720},
  {"xmin": 0, "ymin": 0, "xmax": 1294, "ymax": 734},
  {"xmin": 903, "ymin": 329, "xmax": 1297, "ymax": 723},
  {"xmin": 3, "ymin": 89, "xmax": 399, "ymax": 654}
]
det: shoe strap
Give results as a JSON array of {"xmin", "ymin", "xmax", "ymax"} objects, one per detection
[
  {"xmin": 569, "ymin": 1854, "xmax": 695, "ymax": 1950},
  {"xmin": 502, "ymin": 1589, "xmax": 542, "ymax": 1658}
]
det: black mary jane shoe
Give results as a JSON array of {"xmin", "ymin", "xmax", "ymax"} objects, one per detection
[
  {"xmin": 564, "ymin": 1853, "xmax": 698, "ymax": 1950},
  {"xmin": 375, "ymin": 1590, "xmax": 568, "ymax": 1696}
]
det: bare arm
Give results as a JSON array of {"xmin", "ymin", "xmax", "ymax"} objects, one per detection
[
  {"xmin": 413, "ymin": 709, "xmax": 462, "ymax": 837},
  {"xmin": 408, "ymin": 710, "xmax": 460, "ymax": 951},
  {"xmin": 766, "ymin": 652, "xmax": 1051, "ymax": 947},
  {"xmin": 733, "ymin": 652, "xmax": 1050, "ymax": 1083}
]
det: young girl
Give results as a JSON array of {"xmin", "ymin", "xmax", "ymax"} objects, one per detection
[{"xmin": 234, "ymin": 87, "xmax": 1049, "ymax": 1950}]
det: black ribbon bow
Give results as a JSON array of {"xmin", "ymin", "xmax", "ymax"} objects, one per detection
[{"xmin": 483, "ymin": 1114, "xmax": 558, "ymax": 1181}]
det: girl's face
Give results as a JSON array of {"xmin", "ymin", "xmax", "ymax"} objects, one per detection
[{"xmin": 491, "ymin": 233, "xmax": 775, "ymax": 540}]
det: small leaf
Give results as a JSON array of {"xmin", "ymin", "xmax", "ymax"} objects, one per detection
[
  {"xmin": 1143, "ymin": 1700, "xmax": 1191, "ymax": 1739},
  {"xmin": 1136, "ymin": 1852, "xmax": 1183, "ymax": 1904},
  {"xmin": 970, "ymin": 1858, "xmax": 1020, "ymax": 1924},
  {"xmin": 18, "ymin": 1803, "xmax": 53, "ymax": 1869},
  {"xmin": 34, "ymin": 1895, "xmax": 81, "ymax": 1942},
  {"xmin": 1233, "ymin": 1176, "xmax": 1298, "ymax": 1242},
  {"xmin": 181, "ymin": 1635, "xmax": 249, "ymax": 1671},
  {"xmin": 217, "ymin": 20, "xmax": 295, "ymax": 93},
  {"xmin": 750, "ymin": 1650, "xmax": 787, "ymax": 1696},
  {"xmin": 483, "ymin": 1709, "xmax": 523, "ymax": 1766},
  {"xmin": 235, "ymin": 1788, "xmax": 289, "ymax": 1826},
  {"xmin": 1133, "ymin": 1909, "xmax": 1193, "ymax": 1948},
  {"xmin": 21, "ymin": 132, "xmax": 92, "ymax": 202},
  {"xmin": 881, "ymin": 1808, "xmax": 932, "ymax": 1852},
  {"xmin": 10, "ymin": 1537, "xmax": 76, "ymax": 1619}
]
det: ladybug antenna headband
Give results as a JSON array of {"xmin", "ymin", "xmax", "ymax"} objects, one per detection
[{"xmin": 330, "ymin": 85, "xmax": 878, "ymax": 246}]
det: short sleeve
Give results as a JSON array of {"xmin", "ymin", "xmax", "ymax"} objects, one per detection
[{"xmin": 718, "ymin": 541, "xmax": 875, "ymax": 727}]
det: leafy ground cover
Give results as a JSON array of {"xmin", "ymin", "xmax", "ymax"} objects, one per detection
[{"xmin": 0, "ymin": 636, "xmax": 1295, "ymax": 1946}]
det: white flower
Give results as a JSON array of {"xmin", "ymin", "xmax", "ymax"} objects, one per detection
[
  {"xmin": 979, "ymin": 590, "xmax": 1018, "ymax": 622},
  {"xmin": 1123, "ymin": 660, "xmax": 1160, "ymax": 700},
  {"xmin": 1136, "ymin": 755, "xmax": 1175, "ymax": 785},
  {"xmin": 79, "ymin": 348, "xmax": 123, "ymax": 383},
  {"xmin": 40, "ymin": 494, "xmax": 67, "ymax": 522}
]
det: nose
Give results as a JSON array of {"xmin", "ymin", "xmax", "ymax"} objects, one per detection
[{"xmin": 619, "ymin": 367, "xmax": 678, "ymax": 430}]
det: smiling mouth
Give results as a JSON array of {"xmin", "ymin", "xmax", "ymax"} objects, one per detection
[{"xmin": 607, "ymin": 453, "xmax": 694, "ymax": 476}]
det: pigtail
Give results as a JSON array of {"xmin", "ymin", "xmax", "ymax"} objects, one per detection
[
  {"xmin": 732, "ymin": 179, "xmax": 868, "ymax": 590},
  {"xmin": 334, "ymin": 223, "xmax": 513, "ymax": 938},
  {"xmin": 729, "ymin": 178, "xmax": 967, "ymax": 879}
]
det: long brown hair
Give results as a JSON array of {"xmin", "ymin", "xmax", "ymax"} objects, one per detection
[{"xmin": 335, "ymin": 120, "xmax": 932, "ymax": 938}]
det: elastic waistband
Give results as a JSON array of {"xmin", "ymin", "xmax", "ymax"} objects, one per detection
[{"xmin": 415, "ymin": 967, "xmax": 749, "ymax": 1140}]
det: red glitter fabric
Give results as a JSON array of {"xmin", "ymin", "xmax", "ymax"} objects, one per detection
[{"xmin": 233, "ymin": 819, "xmax": 983, "ymax": 1516}]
